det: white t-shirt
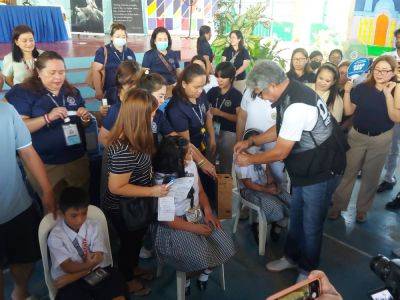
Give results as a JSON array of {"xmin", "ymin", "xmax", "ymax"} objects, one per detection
[
  {"xmin": 2, "ymin": 50, "xmax": 43, "ymax": 85},
  {"xmin": 174, "ymin": 160, "xmax": 200, "ymax": 216},
  {"xmin": 278, "ymin": 103, "xmax": 318, "ymax": 142},
  {"xmin": 240, "ymin": 89, "xmax": 276, "ymax": 132},
  {"xmin": 204, "ymin": 75, "xmax": 218, "ymax": 93}
]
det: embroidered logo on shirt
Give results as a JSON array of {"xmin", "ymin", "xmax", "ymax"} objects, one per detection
[
  {"xmin": 151, "ymin": 121, "xmax": 158, "ymax": 133},
  {"xmin": 168, "ymin": 58, "xmax": 175, "ymax": 64},
  {"xmin": 225, "ymin": 100, "xmax": 232, "ymax": 108},
  {"xmin": 66, "ymin": 96, "xmax": 77, "ymax": 106},
  {"xmin": 127, "ymin": 56, "xmax": 133, "ymax": 60},
  {"xmin": 201, "ymin": 104, "xmax": 206, "ymax": 113},
  {"xmin": 271, "ymin": 112, "xmax": 277, "ymax": 120}
]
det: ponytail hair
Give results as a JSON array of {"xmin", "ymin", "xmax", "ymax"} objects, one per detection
[
  {"xmin": 138, "ymin": 71, "xmax": 167, "ymax": 94},
  {"xmin": 197, "ymin": 25, "xmax": 211, "ymax": 54}
]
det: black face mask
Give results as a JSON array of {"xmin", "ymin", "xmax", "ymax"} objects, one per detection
[{"xmin": 310, "ymin": 61, "xmax": 322, "ymax": 70}]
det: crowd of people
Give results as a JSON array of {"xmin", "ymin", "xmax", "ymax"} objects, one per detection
[{"xmin": 3, "ymin": 21, "xmax": 400, "ymax": 300}]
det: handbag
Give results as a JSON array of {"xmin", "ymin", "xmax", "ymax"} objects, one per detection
[
  {"xmin": 120, "ymin": 196, "xmax": 157, "ymax": 231},
  {"xmin": 85, "ymin": 46, "xmax": 108, "ymax": 90}
]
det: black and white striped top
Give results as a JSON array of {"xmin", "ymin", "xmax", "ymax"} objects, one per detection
[{"xmin": 103, "ymin": 139, "xmax": 153, "ymax": 212}]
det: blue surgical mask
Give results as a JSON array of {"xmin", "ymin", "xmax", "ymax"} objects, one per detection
[{"xmin": 156, "ymin": 41, "xmax": 168, "ymax": 52}]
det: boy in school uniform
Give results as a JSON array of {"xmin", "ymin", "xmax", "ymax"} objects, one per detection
[
  {"xmin": 47, "ymin": 187, "xmax": 127, "ymax": 300},
  {"xmin": 234, "ymin": 129, "xmax": 290, "ymax": 242}
]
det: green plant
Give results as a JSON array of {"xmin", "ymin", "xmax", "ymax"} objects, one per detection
[{"xmin": 211, "ymin": 0, "xmax": 286, "ymax": 69}]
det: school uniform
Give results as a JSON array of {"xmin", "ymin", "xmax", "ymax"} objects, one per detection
[
  {"xmin": 6, "ymin": 85, "xmax": 90, "ymax": 198},
  {"xmin": 235, "ymin": 162, "xmax": 290, "ymax": 223},
  {"xmin": 222, "ymin": 46, "xmax": 250, "ymax": 93},
  {"xmin": 197, "ymin": 39, "xmax": 214, "ymax": 62},
  {"xmin": 48, "ymin": 218, "xmax": 126, "ymax": 300},
  {"xmin": 152, "ymin": 161, "xmax": 235, "ymax": 272},
  {"xmin": 286, "ymin": 70, "xmax": 316, "ymax": 83},
  {"xmin": 94, "ymin": 43, "xmax": 136, "ymax": 93},
  {"xmin": 142, "ymin": 49, "xmax": 180, "ymax": 85},
  {"xmin": 207, "ymin": 86, "xmax": 241, "ymax": 173}
]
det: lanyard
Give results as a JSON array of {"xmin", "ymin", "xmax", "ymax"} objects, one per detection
[
  {"xmin": 47, "ymin": 93, "xmax": 65, "ymax": 108},
  {"xmin": 215, "ymin": 96, "xmax": 227, "ymax": 110},
  {"xmin": 22, "ymin": 59, "xmax": 34, "ymax": 72},
  {"xmin": 192, "ymin": 105, "xmax": 204, "ymax": 126},
  {"xmin": 113, "ymin": 49, "xmax": 125, "ymax": 62}
]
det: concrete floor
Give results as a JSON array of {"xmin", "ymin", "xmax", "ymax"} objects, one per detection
[{"xmin": 4, "ymin": 174, "xmax": 400, "ymax": 300}]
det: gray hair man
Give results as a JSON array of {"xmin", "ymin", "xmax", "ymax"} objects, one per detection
[{"xmin": 234, "ymin": 60, "xmax": 347, "ymax": 282}]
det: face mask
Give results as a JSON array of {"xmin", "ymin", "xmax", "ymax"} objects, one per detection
[
  {"xmin": 156, "ymin": 41, "xmax": 169, "ymax": 52},
  {"xmin": 310, "ymin": 61, "xmax": 322, "ymax": 70},
  {"xmin": 113, "ymin": 38, "xmax": 126, "ymax": 48}
]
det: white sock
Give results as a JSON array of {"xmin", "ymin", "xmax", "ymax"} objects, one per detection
[
  {"xmin": 198, "ymin": 272, "xmax": 209, "ymax": 282},
  {"xmin": 186, "ymin": 279, "xmax": 191, "ymax": 287}
]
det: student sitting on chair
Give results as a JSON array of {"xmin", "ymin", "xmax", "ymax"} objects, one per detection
[
  {"xmin": 47, "ymin": 187, "xmax": 127, "ymax": 300},
  {"xmin": 152, "ymin": 136, "xmax": 235, "ymax": 294},
  {"xmin": 234, "ymin": 129, "xmax": 290, "ymax": 242}
]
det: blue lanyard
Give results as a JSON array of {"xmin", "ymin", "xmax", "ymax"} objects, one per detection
[
  {"xmin": 47, "ymin": 93, "xmax": 65, "ymax": 107},
  {"xmin": 192, "ymin": 105, "xmax": 204, "ymax": 126}
]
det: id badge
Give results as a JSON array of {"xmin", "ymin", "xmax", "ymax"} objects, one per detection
[
  {"xmin": 62, "ymin": 123, "xmax": 81, "ymax": 146},
  {"xmin": 213, "ymin": 121, "xmax": 221, "ymax": 137},
  {"xmin": 185, "ymin": 206, "xmax": 203, "ymax": 223}
]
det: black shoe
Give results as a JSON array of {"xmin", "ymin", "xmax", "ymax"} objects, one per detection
[
  {"xmin": 386, "ymin": 193, "xmax": 400, "ymax": 210},
  {"xmin": 197, "ymin": 279, "xmax": 208, "ymax": 291},
  {"xmin": 377, "ymin": 180, "xmax": 396, "ymax": 193},
  {"xmin": 251, "ymin": 223, "xmax": 259, "ymax": 245},
  {"xmin": 270, "ymin": 222, "xmax": 281, "ymax": 242}
]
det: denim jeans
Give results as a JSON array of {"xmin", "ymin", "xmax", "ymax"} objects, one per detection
[{"xmin": 284, "ymin": 177, "xmax": 335, "ymax": 272}]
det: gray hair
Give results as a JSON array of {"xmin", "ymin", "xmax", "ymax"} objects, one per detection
[{"xmin": 246, "ymin": 60, "xmax": 287, "ymax": 91}]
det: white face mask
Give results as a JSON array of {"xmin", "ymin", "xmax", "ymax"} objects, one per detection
[{"xmin": 113, "ymin": 38, "xmax": 126, "ymax": 48}]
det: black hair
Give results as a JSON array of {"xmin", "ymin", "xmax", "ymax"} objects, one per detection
[
  {"xmin": 190, "ymin": 55, "xmax": 210, "ymax": 83},
  {"xmin": 315, "ymin": 63, "xmax": 340, "ymax": 108},
  {"xmin": 329, "ymin": 49, "xmax": 343, "ymax": 60},
  {"xmin": 243, "ymin": 129, "xmax": 261, "ymax": 141},
  {"xmin": 394, "ymin": 28, "xmax": 400, "ymax": 37},
  {"xmin": 197, "ymin": 25, "xmax": 211, "ymax": 54},
  {"xmin": 215, "ymin": 61, "xmax": 236, "ymax": 83},
  {"xmin": 11, "ymin": 25, "xmax": 40, "ymax": 63},
  {"xmin": 309, "ymin": 50, "xmax": 323, "ymax": 60},
  {"xmin": 59, "ymin": 187, "xmax": 89, "ymax": 213},
  {"xmin": 115, "ymin": 60, "xmax": 141, "ymax": 91},
  {"xmin": 110, "ymin": 23, "xmax": 127, "ymax": 36},
  {"xmin": 150, "ymin": 27, "xmax": 172, "ymax": 50},
  {"xmin": 288, "ymin": 48, "xmax": 313, "ymax": 76},
  {"xmin": 172, "ymin": 63, "xmax": 206, "ymax": 101},
  {"xmin": 138, "ymin": 72, "xmax": 167, "ymax": 93},
  {"xmin": 153, "ymin": 136, "xmax": 189, "ymax": 178},
  {"xmin": 230, "ymin": 30, "xmax": 244, "ymax": 51}
]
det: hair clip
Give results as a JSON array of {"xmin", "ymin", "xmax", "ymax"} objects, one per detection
[{"xmin": 144, "ymin": 69, "xmax": 150, "ymax": 75}]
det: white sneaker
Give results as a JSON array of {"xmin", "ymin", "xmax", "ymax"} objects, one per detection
[
  {"xmin": 139, "ymin": 246, "xmax": 153, "ymax": 259},
  {"xmin": 266, "ymin": 257, "xmax": 297, "ymax": 272}
]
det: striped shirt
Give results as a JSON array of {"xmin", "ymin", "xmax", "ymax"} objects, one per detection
[{"xmin": 103, "ymin": 139, "xmax": 153, "ymax": 212}]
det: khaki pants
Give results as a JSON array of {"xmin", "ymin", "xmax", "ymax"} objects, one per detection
[
  {"xmin": 233, "ymin": 79, "xmax": 246, "ymax": 94},
  {"xmin": 332, "ymin": 127, "xmax": 393, "ymax": 213},
  {"xmin": 25, "ymin": 155, "xmax": 90, "ymax": 201}
]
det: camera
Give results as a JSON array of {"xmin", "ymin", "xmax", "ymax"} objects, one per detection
[{"xmin": 370, "ymin": 255, "xmax": 400, "ymax": 299}]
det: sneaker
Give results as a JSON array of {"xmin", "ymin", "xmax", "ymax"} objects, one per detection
[
  {"xmin": 377, "ymin": 179, "xmax": 396, "ymax": 193},
  {"xmin": 139, "ymin": 246, "xmax": 153, "ymax": 259},
  {"xmin": 266, "ymin": 257, "xmax": 297, "ymax": 272},
  {"xmin": 392, "ymin": 247, "xmax": 400, "ymax": 257},
  {"xmin": 356, "ymin": 212, "xmax": 367, "ymax": 223},
  {"xmin": 386, "ymin": 193, "xmax": 400, "ymax": 210},
  {"xmin": 328, "ymin": 208, "xmax": 341, "ymax": 220}
]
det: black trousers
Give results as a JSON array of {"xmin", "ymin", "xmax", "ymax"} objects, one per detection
[{"xmin": 107, "ymin": 211, "xmax": 147, "ymax": 281}]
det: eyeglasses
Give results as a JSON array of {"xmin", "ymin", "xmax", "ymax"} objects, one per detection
[
  {"xmin": 373, "ymin": 69, "xmax": 393, "ymax": 76},
  {"xmin": 293, "ymin": 58, "xmax": 307, "ymax": 63}
]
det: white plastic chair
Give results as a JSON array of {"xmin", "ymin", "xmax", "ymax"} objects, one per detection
[
  {"xmin": 232, "ymin": 175, "xmax": 270, "ymax": 256},
  {"xmin": 156, "ymin": 263, "xmax": 225, "ymax": 300},
  {"xmin": 38, "ymin": 205, "xmax": 113, "ymax": 300}
]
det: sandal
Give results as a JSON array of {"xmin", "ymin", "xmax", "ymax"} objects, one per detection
[{"xmin": 127, "ymin": 280, "xmax": 152, "ymax": 296}]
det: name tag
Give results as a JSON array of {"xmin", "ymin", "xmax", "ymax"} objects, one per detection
[
  {"xmin": 62, "ymin": 123, "xmax": 81, "ymax": 146},
  {"xmin": 213, "ymin": 121, "xmax": 221, "ymax": 137}
]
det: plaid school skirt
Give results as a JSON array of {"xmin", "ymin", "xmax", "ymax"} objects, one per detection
[{"xmin": 151, "ymin": 219, "xmax": 235, "ymax": 273}]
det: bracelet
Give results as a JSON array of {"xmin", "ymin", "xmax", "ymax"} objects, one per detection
[
  {"xmin": 44, "ymin": 114, "xmax": 51, "ymax": 124},
  {"xmin": 197, "ymin": 159, "xmax": 206, "ymax": 168}
]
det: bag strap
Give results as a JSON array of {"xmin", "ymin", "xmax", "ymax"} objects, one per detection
[
  {"xmin": 158, "ymin": 52, "xmax": 176, "ymax": 78},
  {"xmin": 103, "ymin": 46, "xmax": 108, "ymax": 68}
]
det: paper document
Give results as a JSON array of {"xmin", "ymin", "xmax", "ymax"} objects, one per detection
[
  {"xmin": 167, "ymin": 176, "xmax": 194, "ymax": 200},
  {"xmin": 158, "ymin": 196, "xmax": 175, "ymax": 221}
]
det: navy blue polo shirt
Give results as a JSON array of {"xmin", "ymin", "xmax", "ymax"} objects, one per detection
[
  {"xmin": 222, "ymin": 46, "xmax": 250, "ymax": 81},
  {"xmin": 351, "ymin": 83, "xmax": 394, "ymax": 134},
  {"xmin": 166, "ymin": 92, "xmax": 210, "ymax": 149},
  {"xmin": 94, "ymin": 43, "xmax": 136, "ymax": 92},
  {"xmin": 103, "ymin": 101, "xmax": 121, "ymax": 131},
  {"xmin": 286, "ymin": 70, "xmax": 316, "ymax": 83},
  {"xmin": 198, "ymin": 39, "xmax": 214, "ymax": 62},
  {"xmin": 6, "ymin": 85, "xmax": 86, "ymax": 165},
  {"xmin": 105, "ymin": 86, "xmax": 120, "ymax": 106},
  {"xmin": 207, "ymin": 86, "xmax": 242, "ymax": 133},
  {"xmin": 142, "ymin": 49, "xmax": 180, "ymax": 85}
]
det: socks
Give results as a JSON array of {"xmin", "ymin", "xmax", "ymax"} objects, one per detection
[{"xmin": 198, "ymin": 269, "xmax": 212, "ymax": 282}]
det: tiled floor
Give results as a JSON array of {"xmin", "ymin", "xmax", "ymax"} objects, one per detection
[{"xmin": 3, "ymin": 174, "xmax": 400, "ymax": 300}]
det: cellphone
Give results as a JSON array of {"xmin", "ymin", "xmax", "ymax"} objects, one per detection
[
  {"xmin": 368, "ymin": 287, "xmax": 393, "ymax": 300},
  {"xmin": 266, "ymin": 277, "xmax": 321, "ymax": 300},
  {"xmin": 165, "ymin": 180, "xmax": 174, "ymax": 188},
  {"xmin": 102, "ymin": 98, "xmax": 108, "ymax": 106},
  {"xmin": 83, "ymin": 267, "xmax": 110, "ymax": 286}
]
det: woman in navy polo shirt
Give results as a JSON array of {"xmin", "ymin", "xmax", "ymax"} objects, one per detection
[
  {"xmin": 166, "ymin": 63, "xmax": 217, "ymax": 205},
  {"xmin": 207, "ymin": 62, "xmax": 242, "ymax": 173},
  {"xmin": 197, "ymin": 25, "xmax": 214, "ymax": 75},
  {"xmin": 142, "ymin": 27, "xmax": 181, "ymax": 98},
  {"xmin": 329, "ymin": 55, "xmax": 400, "ymax": 223},
  {"xmin": 221, "ymin": 30, "xmax": 250, "ymax": 93},
  {"xmin": 92, "ymin": 23, "xmax": 136, "ymax": 100},
  {"xmin": 5, "ymin": 51, "xmax": 91, "ymax": 199},
  {"xmin": 286, "ymin": 48, "xmax": 316, "ymax": 83}
]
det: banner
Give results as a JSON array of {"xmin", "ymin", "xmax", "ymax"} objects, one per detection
[
  {"xmin": 71, "ymin": 0, "xmax": 104, "ymax": 33},
  {"xmin": 112, "ymin": 0, "xmax": 144, "ymax": 34}
]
